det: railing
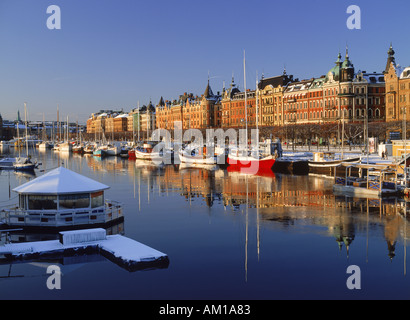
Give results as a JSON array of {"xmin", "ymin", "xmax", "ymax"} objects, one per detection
[{"xmin": 1, "ymin": 200, "xmax": 123, "ymax": 228}]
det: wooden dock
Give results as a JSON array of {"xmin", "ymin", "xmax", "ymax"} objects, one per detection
[{"xmin": 0, "ymin": 228, "xmax": 169, "ymax": 272}]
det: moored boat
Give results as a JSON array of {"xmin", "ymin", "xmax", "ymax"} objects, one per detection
[
  {"xmin": 13, "ymin": 157, "xmax": 37, "ymax": 171},
  {"xmin": 178, "ymin": 145, "xmax": 217, "ymax": 166},
  {"xmin": 308, "ymin": 152, "xmax": 360, "ymax": 175},
  {"xmin": 93, "ymin": 147, "xmax": 106, "ymax": 157}
]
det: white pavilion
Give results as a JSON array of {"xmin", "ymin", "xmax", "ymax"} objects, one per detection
[{"xmin": 2, "ymin": 167, "xmax": 123, "ymax": 229}]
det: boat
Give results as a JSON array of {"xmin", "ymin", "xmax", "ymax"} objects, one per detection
[
  {"xmin": 72, "ymin": 143, "xmax": 84, "ymax": 154},
  {"xmin": 178, "ymin": 145, "xmax": 217, "ymax": 166},
  {"xmin": 59, "ymin": 142, "xmax": 72, "ymax": 153},
  {"xmin": 1, "ymin": 166, "xmax": 123, "ymax": 229},
  {"xmin": 273, "ymin": 156, "xmax": 309, "ymax": 175},
  {"xmin": 93, "ymin": 147, "xmax": 106, "ymax": 157},
  {"xmin": 13, "ymin": 103, "xmax": 38, "ymax": 171},
  {"xmin": 102, "ymin": 144, "xmax": 121, "ymax": 156},
  {"xmin": 0, "ymin": 157, "xmax": 16, "ymax": 169},
  {"xmin": 227, "ymin": 148, "xmax": 277, "ymax": 171},
  {"xmin": 226, "ymin": 52, "xmax": 281, "ymax": 173},
  {"xmin": 227, "ymin": 162, "xmax": 276, "ymax": 178},
  {"xmin": 128, "ymin": 148, "xmax": 136, "ymax": 159},
  {"xmin": 13, "ymin": 157, "xmax": 37, "ymax": 171},
  {"xmin": 134, "ymin": 143, "xmax": 161, "ymax": 160},
  {"xmin": 83, "ymin": 143, "xmax": 95, "ymax": 154},
  {"xmin": 308, "ymin": 152, "xmax": 361, "ymax": 175},
  {"xmin": 38, "ymin": 141, "xmax": 53, "ymax": 151},
  {"xmin": 333, "ymin": 163, "xmax": 402, "ymax": 198}
]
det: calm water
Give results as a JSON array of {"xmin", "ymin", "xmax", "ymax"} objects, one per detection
[{"xmin": 1, "ymin": 148, "xmax": 410, "ymax": 300}]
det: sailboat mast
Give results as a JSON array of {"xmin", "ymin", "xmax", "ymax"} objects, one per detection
[
  {"xmin": 24, "ymin": 102, "xmax": 28, "ymax": 156},
  {"xmin": 57, "ymin": 105, "xmax": 60, "ymax": 142},
  {"xmin": 244, "ymin": 51, "xmax": 247, "ymax": 137},
  {"xmin": 256, "ymin": 72, "xmax": 259, "ymax": 148},
  {"xmin": 138, "ymin": 101, "xmax": 140, "ymax": 143}
]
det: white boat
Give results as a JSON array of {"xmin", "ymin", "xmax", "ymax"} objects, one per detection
[
  {"xmin": 38, "ymin": 141, "xmax": 53, "ymax": 151},
  {"xmin": 59, "ymin": 142, "xmax": 72, "ymax": 153},
  {"xmin": 178, "ymin": 146, "xmax": 217, "ymax": 166},
  {"xmin": 13, "ymin": 103, "xmax": 38, "ymax": 171},
  {"xmin": 102, "ymin": 144, "xmax": 121, "ymax": 156},
  {"xmin": 333, "ymin": 163, "xmax": 402, "ymax": 198},
  {"xmin": 134, "ymin": 143, "xmax": 162, "ymax": 160},
  {"xmin": 308, "ymin": 152, "xmax": 360, "ymax": 171}
]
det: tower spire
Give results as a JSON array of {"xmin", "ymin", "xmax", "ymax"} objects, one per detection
[{"xmin": 384, "ymin": 43, "xmax": 396, "ymax": 73}]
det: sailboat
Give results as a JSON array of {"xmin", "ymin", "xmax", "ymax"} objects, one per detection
[
  {"xmin": 59, "ymin": 116, "xmax": 72, "ymax": 153},
  {"xmin": 38, "ymin": 114, "xmax": 52, "ymax": 151},
  {"xmin": 227, "ymin": 52, "xmax": 280, "ymax": 172},
  {"xmin": 13, "ymin": 103, "xmax": 37, "ymax": 171}
]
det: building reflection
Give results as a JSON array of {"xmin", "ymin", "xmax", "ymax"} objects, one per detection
[{"xmin": 81, "ymin": 156, "xmax": 410, "ymax": 263}]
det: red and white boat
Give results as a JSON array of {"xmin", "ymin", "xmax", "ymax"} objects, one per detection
[{"xmin": 227, "ymin": 149, "xmax": 276, "ymax": 172}]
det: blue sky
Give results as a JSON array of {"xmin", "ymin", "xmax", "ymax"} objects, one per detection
[{"xmin": 0, "ymin": 0, "xmax": 409, "ymax": 123}]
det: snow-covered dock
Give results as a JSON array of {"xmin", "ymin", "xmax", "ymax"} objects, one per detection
[{"xmin": 0, "ymin": 228, "xmax": 169, "ymax": 272}]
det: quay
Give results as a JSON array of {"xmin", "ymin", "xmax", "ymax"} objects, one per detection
[{"xmin": 0, "ymin": 228, "xmax": 169, "ymax": 272}]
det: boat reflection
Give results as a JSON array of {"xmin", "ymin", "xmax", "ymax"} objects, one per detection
[{"xmin": 79, "ymin": 155, "xmax": 410, "ymax": 266}]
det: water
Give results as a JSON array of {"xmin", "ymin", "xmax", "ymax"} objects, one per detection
[{"xmin": 1, "ymin": 149, "xmax": 410, "ymax": 300}]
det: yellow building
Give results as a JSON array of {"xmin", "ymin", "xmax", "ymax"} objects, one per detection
[{"xmin": 258, "ymin": 72, "xmax": 295, "ymax": 127}]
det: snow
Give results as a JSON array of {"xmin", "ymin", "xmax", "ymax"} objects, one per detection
[
  {"xmin": 101, "ymin": 235, "xmax": 166, "ymax": 263},
  {"xmin": 60, "ymin": 228, "xmax": 106, "ymax": 245},
  {"xmin": 13, "ymin": 166, "xmax": 110, "ymax": 195},
  {"xmin": 0, "ymin": 228, "xmax": 167, "ymax": 266}
]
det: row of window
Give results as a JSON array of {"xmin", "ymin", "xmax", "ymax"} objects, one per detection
[
  {"xmin": 284, "ymin": 108, "xmax": 382, "ymax": 121},
  {"xmin": 19, "ymin": 192, "xmax": 104, "ymax": 211}
]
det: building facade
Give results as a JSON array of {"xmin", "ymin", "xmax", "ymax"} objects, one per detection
[{"xmin": 385, "ymin": 45, "xmax": 410, "ymax": 125}]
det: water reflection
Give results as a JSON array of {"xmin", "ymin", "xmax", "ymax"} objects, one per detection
[
  {"xmin": 77, "ymin": 155, "xmax": 410, "ymax": 265},
  {"xmin": 3, "ymin": 149, "xmax": 410, "ymax": 297}
]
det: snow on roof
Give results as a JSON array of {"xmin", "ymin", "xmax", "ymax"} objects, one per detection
[
  {"xmin": 13, "ymin": 167, "xmax": 110, "ymax": 195},
  {"xmin": 115, "ymin": 113, "xmax": 128, "ymax": 118},
  {"xmin": 400, "ymin": 67, "xmax": 410, "ymax": 79}
]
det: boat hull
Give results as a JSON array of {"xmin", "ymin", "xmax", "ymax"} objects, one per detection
[
  {"xmin": 179, "ymin": 152, "xmax": 216, "ymax": 165},
  {"xmin": 227, "ymin": 154, "xmax": 275, "ymax": 171},
  {"xmin": 93, "ymin": 149, "xmax": 106, "ymax": 157},
  {"xmin": 308, "ymin": 157, "xmax": 360, "ymax": 175}
]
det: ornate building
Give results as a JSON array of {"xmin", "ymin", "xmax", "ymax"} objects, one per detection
[
  {"xmin": 221, "ymin": 76, "xmax": 257, "ymax": 129},
  {"xmin": 385, "ymin": 44, "xmax": 410, "ymax": 124},
  {"xmin": 258, "ymin": 71, "xmax": 296, "ymax": 127},
  {"xmin": 280, "ymin": 49, "xmax": 385, "ymax": 128},
  {"xmin": 156, "ymin": 81, "xmax": 221, "ymax": 132}
]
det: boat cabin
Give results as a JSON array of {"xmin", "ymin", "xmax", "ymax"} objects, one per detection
[{"xmin": 2, "ymin": 167, "xmax": 123, "ymax": 229}]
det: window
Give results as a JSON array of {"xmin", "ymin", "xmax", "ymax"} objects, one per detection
[
  {"xmin": 59, "ymin": 193, "xmax": 90, "ymax": 209},
  {"xmin": 28, "ymin": 195, "xmax": 58, "ymax": 210}
]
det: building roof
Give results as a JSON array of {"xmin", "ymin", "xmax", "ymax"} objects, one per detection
[
  {"xmin": 114, "ymin": 113, "xmax": 128, "ymax": 118},
  {"xmin": 258, "ymin": 73, "xmax": 295, "ymax": 90},
  {"xmin": 13, "ymin": 167, "xmax": 110, "ymax": 195},
  {"xmin": 400, "ymin": 67, "xmax": 410, "ymax": 79}
]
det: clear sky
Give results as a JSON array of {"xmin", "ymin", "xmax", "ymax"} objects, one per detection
[{"xmin": 0, "ymin": 0, "xmax": 409, "ymax": 124}]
